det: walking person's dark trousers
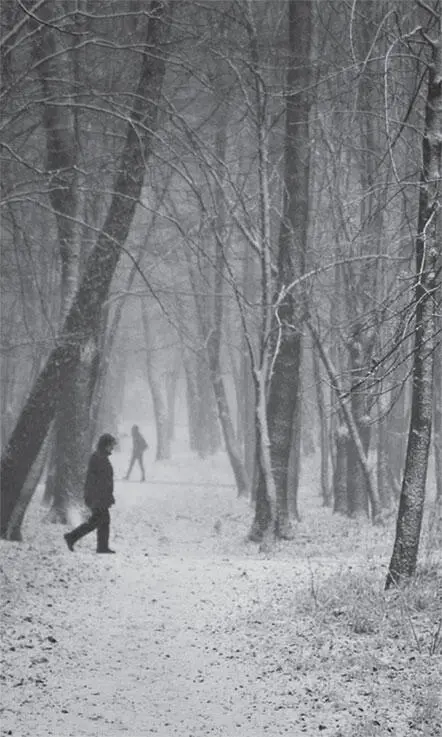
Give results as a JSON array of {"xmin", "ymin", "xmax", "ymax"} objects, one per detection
[{"xmin": 67, "ymin": 508, "xmax": 110, "ymax": 551}]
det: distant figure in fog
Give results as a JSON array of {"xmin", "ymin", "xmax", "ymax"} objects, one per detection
[
  {"xmin": 125, "ymin": 425, "xmax": 148, "ymax": 482},
  {"xmin": 64, "ymin": 433, "xmax": 117, "ymax": 554}
]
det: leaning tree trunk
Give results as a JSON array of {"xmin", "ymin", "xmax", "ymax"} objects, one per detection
[
  {"xmin": 0, "ymin": 1, "xmax": 171, "ymax": 537},
  {"xmin": 386, "ymin": 25, "xmax": 441, "ymax": 588},
  {"xmin": 6, "ymin": 429, "xmax": 52, "ymax": 541}
]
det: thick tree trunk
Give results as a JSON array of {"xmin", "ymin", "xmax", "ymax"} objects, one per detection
[
  {"xmin": 0, "ymin": 1, "xmax": 170, "ymax": 537},
  {"xmin": 51, "ymin": 341, "xmax": 99, "ymax": 521},
  {"xmin": 31, "ymin": 3, "xmax": 81, "ymax": 520},
  {"xmin": 6, "ymin": 430, "xmax": 52, "ymax": 541},
  {"xmin": 265, "ymin": 0, "xmax": 312, "ymax": 539},
  {"xmin": 386, "ymin": 30, "xmax": 441, "ymax": 588},
  {"xmin": 34, "ymin": 3, "xmax": 80, "ymax": 320}
]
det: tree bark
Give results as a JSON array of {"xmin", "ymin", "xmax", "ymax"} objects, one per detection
[
  {"xmin": 30, "ymin": 3, "xmax": 82, "ymax": 521},
  {"xmin": 265, "ymin": 0, "xmax": 311, "ymax": 539},
  {"xmin": 33, "ymin": 2, "xmax": 80, "ymax": 321},
  {"xmin": 386, "ymin": 27, "xmax": 441, "ymax": 588},
  {"xmin": 6, "ymin": 429, "xmax": 52, "ymax": 541},
  {"xmin": 0, "ymin": 1, "xmax": 171, "ymax": 537}
]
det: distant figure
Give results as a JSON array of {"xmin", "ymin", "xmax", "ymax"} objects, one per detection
[
  {"xmin": 64, "ymin": 433, "xmax": 117, "ymax": 554},
  {"xmin": 125, "ymin": 425, "xmax": 148, "ymax": 482}
]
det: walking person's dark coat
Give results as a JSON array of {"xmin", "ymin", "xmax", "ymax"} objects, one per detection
[{"xmin": 64, "ymin": 433, "xmax": 117, "ymax": 554}]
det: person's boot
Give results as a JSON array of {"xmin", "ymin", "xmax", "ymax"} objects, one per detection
[
  {"xmin": 97, "ymin": 548, "xmax": 116, "ymax": 554},
  {"xmin": 64, "ymin": 533, "xmax": 75, "ymax": 552}
]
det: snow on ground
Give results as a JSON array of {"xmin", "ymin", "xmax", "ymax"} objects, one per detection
[{"xmin": 1, "ymin": 440, "xmax": 441, "ymax": 737}]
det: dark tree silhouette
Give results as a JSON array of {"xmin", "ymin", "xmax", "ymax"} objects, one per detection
[{"xmin": 0, "ymin": 1, "xmax": 171, "ymax": 537}]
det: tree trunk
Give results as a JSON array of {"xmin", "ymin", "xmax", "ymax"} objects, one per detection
[
  {"xmin": 248, "ymin": 370, "xmax": 277, "ymax": 545},
  {"xmin": 0, "ymin": 1, "xmax": 171, "ymax": 537},
  {"xmin": 333, "ymin": 424, "xmax": 349, "ymax": 515},
  {"xmin": 264, "ymin": 0, "xmax": 312, "ymax": 539},
  {"xmin": 434, "ymin": 311, "xmax": 442, "ymax": 502},
  {"xmin": 31, "ymin": 3, "xmax": 81, "ymax": 520},
  {"xmin": 51, "ymin": 340, "xmax": 99, "ymax": 521},
  {"xmin": 6, "ymin": 430, "xmax": 52, "ymax": 541},
  {"xmin": 141, "ymin": 301, "xmax": 171, "ymax": 461},
  {"xmin": 185, "ymin": 236, "xmax": 247, "ymax": 489},
  {"xmin": 346, "ymin": 325, "xmax": 375, "ymax": 517},
  {"xmin": 240, "ymin": 241, "xmax": 256, "ymax": 489},
  {"xmin": 386, "ymin": 28, "xmax": 441, "ymax": 588},
  {"xmin": 313, "ymin": 345, "xmax": 331, "ymax": 506},
  {"xmin": 309, "ymin": 320, "xmax": 381, "ymax": 521},
  {"xmin": 377, "ymin": 392, "xmax": 396, "ymax": 511},
  {"xmin": 166, "ymin": 349, "xmax": 181, "ymax": 446},
  {"xmin": 287, "ymin": 394, "xmax": 302, "ymax": 522},
  {"xmin": 33, "ymin": 2, "xmax": 80, "ymax": 320}
]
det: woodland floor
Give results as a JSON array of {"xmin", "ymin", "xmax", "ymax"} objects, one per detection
[{"xmin": 1, "ymin": 436, "xmax": 441, "ymax": 737}]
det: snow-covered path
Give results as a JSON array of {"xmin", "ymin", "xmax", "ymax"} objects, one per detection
[
  {"xmin": 1, "ymin": 447, "xmax": 440, "ymax": 737},
  {"xmin": 1, "ymin": 450, "xmax": 319, "ymax": 737}
]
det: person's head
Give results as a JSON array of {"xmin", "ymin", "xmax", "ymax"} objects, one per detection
[
  {"xmin": 97, "ymin": 433, "xmax": 117, "ymax": 455},
  {"xmin": 132, "ymin": 424, "xmax": 139, "ymax": 434}
]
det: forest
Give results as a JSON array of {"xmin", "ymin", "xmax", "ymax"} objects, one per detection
[{"xmin": 0, "ymin": 1, "xmax": 441, "ymax": 734}]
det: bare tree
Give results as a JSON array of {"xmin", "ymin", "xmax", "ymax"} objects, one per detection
[
  {"xmin": 386, "ymin": 9, "xmax": 441, "ymax": 588},
  {"xmin": 0, "ymin": 0, "xmax": 171, "ymax": 537}
]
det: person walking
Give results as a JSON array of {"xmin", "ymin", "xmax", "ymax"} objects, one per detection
[
  {"xmin": 125, "ymin": 424, "xmax": 148, "ymax": 482},
  {"xmin": 64, "ymin": 433, "xmax": 117, "ymax": 554}
]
